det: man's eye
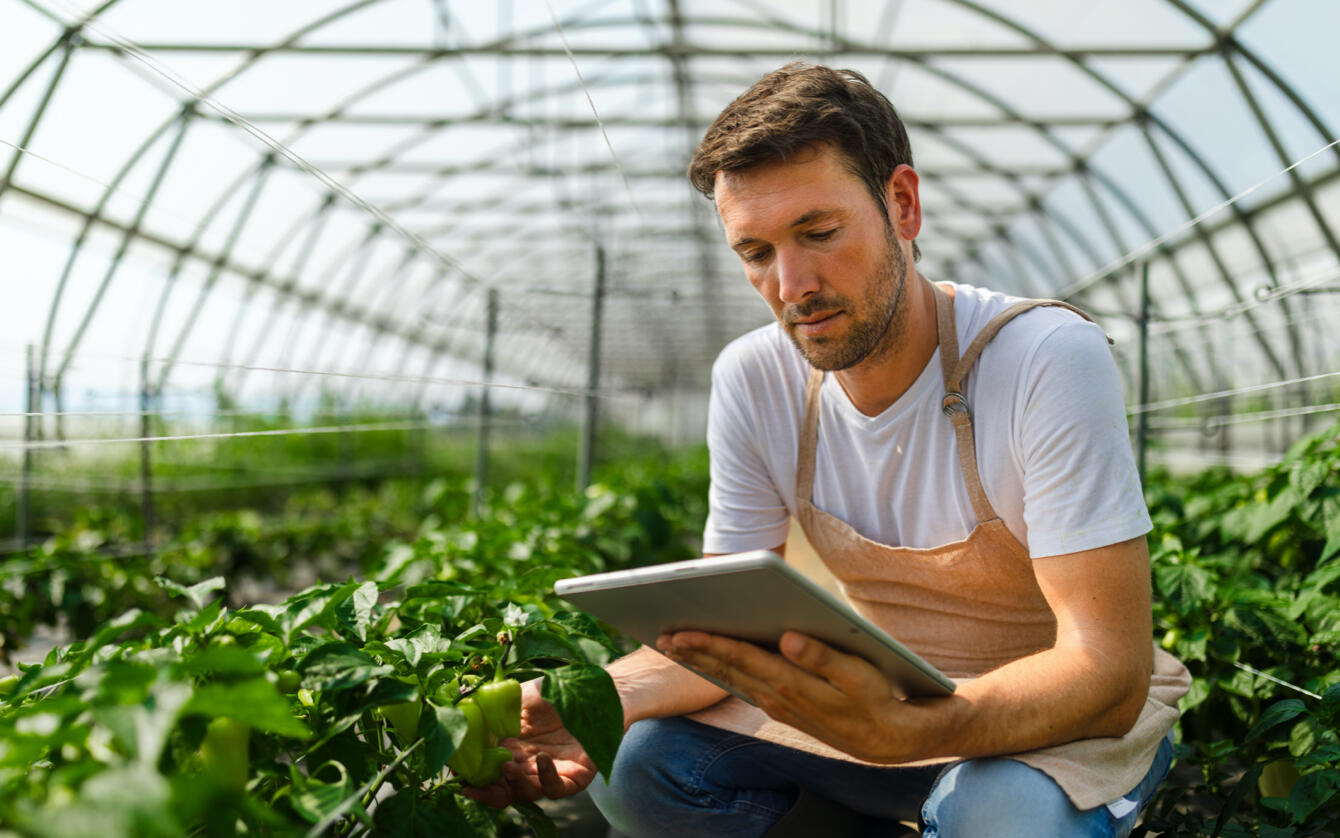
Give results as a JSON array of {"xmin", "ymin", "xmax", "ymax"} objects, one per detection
[
  {"xmin": 741, "ymin": 249, "xmax": 771, "ymax": 264},
  {"xmin": 808, "ymin": 229, "xmax": 836, "ymax": 242}
]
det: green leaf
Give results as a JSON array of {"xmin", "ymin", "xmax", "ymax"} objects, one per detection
[
  {"xmin": 1323, "ymin": 512, "xmax": 1340, "ymax": 563},
  {"xmin": 422, "ymin": 703, "xmax": 469, "ymax": 776},
  {"xmin": 280, "ymin": 582, "xmax": 357, "ymax": 641},
  {"xmin": 91, "ymin": 673, "xmax": 192, "ymax": 766},
  {"xmin": 19, "ymin": 765, "xmax": 181, "ymax": 838},
  {"xmin": 1181, "ymin": 677, "xmax": 1211, "ymax": 714},
  {"xmin": 289, "ymin": 761, "xmax": 356, "ymax": 825},
  {"xmin": 514, "ymin": 628, "xmax": 584, "ymax": 666},
  {"xmin": 1211, "ymin": 762, "xmax": 1261, "ymax": 838},
  {"xmin": 180, "ymin": 646, "xmax": 267, "ymax": 678},
  {"xmin": 348, "ymin": 580, "xmax": 379, "ymax": 643},
  {"xmin": 76, "ymin": 610, "xmax": 163, "ymax": 662},
  {"xmin": 1289, "ymin": 717, "xmax": 1318, "ymax": 757},
  {"xmin": 1246, "ymin": 699, "xmax": 1308, "ymax": 743},
  {"xmin": 1249, "ymin": 483, "xmax": 1302, "ymax": 542},
  {"xmin": 156, "ymin": 576, "xmax": 226, "ymax": 612},
  {"xmin": 370, "ymin": 789, "xmax": 493, "ymax": 838},
  {"xmin": 510, "ymin": 800, "xmax": 558, "ymax": 838},
  {"xmin": 1319, "ymin": 683, "xmax": 1340, "ymax": 727},
  {"xmin": 299, "ymin": 641, "xmax": 393, "ymax": 693},
  {"xmin": 1287, "ymin": 770, "xmax": 1340, "ymax": 824},
  {"xmin": 186, "ymin": 677, "xmax": 311, "ymax": 738},
  {"xmin": 541, "ymin": 663, "xmax": 623, "ymax": 782},
  {"xmin": 1154, "ymin": 563, "xmax": 1213, "ymax": 615},
  {"xmin": 234, "ymin": 605, "xmax": 284, "ymax": 637},
  {"xmin": 1224, "ymin": 601, "xmax": 1307, "ymax": 649}
]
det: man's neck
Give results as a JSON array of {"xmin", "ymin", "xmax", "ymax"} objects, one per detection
[{"xmin": 832, "ymin": 275, "xmax": 942, "ymax": 417}]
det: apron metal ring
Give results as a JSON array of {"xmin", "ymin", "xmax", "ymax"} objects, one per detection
[{"xmin": 942, "ymin": 391, "xmax": 969, "ymax": 416}]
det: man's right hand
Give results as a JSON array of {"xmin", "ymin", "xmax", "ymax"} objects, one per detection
[{"xmin": 461, "ymin": 678, "xmax": 597, "ymax": 808}]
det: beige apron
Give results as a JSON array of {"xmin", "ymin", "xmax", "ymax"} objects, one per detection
[{"xmin": 690, "ymin": 283, "xmax": 1191, "ymax": 810}]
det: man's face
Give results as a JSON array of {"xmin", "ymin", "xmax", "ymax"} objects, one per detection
[{"xmin": 714, "ymin": 145, "xmax": 910, "ymax": 372}]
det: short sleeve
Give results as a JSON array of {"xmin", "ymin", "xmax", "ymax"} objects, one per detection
[
  {"xmin": 1011, "ymin": 319, "xmax": 1153, "ymax": 558},
  {"xmin": 701, "ymin": 343, "xmax": 793, "ymax": 555}
]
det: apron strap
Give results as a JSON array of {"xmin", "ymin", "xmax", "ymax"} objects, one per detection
[
  {"xmin": 798, "ymin": 366, "xmax": 824, "ymax": 503},
  {"xmin": 947, "ymin": 298, "xmax": 1106, "ymax": 395},
  {"xmin": 933, "ymin": 286, "xmax": 1108, "ymax": 525},
  {"xmin": 932, "ymin": 284, "xmax": 997, "ymax": 524}
]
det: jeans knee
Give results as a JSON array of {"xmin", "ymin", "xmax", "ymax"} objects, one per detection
[
  {"xmin": 922, "ymin": 759, "xmax": 1090, "ymax": 838},
  {"xmin": 586, "ymin": 718, "xmax": 710, "ymax": 835}
]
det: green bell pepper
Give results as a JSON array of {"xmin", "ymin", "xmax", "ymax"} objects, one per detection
[
  {"xmin": 201, "ymin": 717, "xmax": 250, "ymax": 795},
  {"xmin": 447, "ymin": 697, "xmax": 516, "ymax": 786},
  {"xmin": 476, "ymin": 678, "xmax": 522, "ymax": 739},
  {"xmin": 381, "ymin": 700, "xmax": 422, "ymax": 743},
  {"xmin": 446, "ymin": 697, "xmax": 488, "ymax": 782}
]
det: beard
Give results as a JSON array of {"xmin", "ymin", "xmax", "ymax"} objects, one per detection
[{"xmin": 781, "ymin": 229, "xmax": 908, "ymax": 372}]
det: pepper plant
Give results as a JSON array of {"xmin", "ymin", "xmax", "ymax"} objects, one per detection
[{"xmin": 0, "ymin": 570, "xmax": 625, "ymax": 837}]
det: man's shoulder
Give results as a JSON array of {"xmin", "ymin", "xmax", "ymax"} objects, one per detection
[
  {"xmin": 952, "ymin": 282, "xmax": 1108, "ymax": 363},
  {"xmin": 712, "ymin": 321, "xmax": 805, "ymax": 384}
]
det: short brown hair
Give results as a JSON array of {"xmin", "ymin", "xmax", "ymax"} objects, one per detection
[{"xmin": 688, "ymin": 62, "xmax": 919, "ymax": 260}]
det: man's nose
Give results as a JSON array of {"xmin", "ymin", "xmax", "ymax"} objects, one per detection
[{"xmin": 775, "ymin": 248, "xmax": 820, "ymax": 304}]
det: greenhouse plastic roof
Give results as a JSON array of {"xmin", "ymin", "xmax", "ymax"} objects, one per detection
[{"xmin": 2, "ymin": 0, "xmax": 1339, "ymax": 449}]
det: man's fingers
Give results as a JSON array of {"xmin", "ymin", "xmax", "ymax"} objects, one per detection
[
  {"xmin": 535, "ymin": 752, "xmax": 570, "ymax": 798},
  {"xmin": 460, "ymin": 777, "xmax": 516, "ymax": 808},
  {"xmin": 779, "ymin": 631, "xmax": 882, "ymax": 696}
]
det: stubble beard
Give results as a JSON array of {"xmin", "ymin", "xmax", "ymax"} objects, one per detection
[{"xmin": 784, "ymin": 231, "xmax": 909, "ymax": 372}]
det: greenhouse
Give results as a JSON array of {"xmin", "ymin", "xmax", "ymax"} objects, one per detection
[{"xmin": 1, "ymin": 0, "xmax": 1338, "ymax": 835}]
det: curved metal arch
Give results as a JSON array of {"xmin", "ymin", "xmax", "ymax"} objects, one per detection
[
  {"xmin": 214, "ymin": 192, "xmax": 342, "ymax": 393},
  {"xmin": 893, "ymin": 75, "xmax": 1236, "ymax": 388},
  {"xmin": 18, "ymin": 0, "xmax": 1329, "ymax": 415},
  {"xmin": 931, "ymin": 0, "xmax": 1330, "ymax": 432},
  {"xmin": 225, "ymin": 195, "xmax": 343, "ymax": 396},
  {"xmin": 927, "ymin": 0, "xmax": 1298, "ymax": 381},
  {"xmin": 36, "ymin": 0, "xmax": 388, "ymax": 404},
  {"xmin": 686, "ymin": 11, "xmax": 1225, "ymax": 310}
]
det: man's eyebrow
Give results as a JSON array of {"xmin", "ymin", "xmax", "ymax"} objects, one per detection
[{"xmin": 729, "ymin": 209, "xmax": 839, "ymax": 250}]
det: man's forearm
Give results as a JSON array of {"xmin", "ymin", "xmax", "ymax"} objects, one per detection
[
  {"xmin": 607, "ymin": 646, "xmax": 730, "ymax": 730},
  {"xmin": 895, "ymin": 640, "xmax": 1150, "ymax": 763}
]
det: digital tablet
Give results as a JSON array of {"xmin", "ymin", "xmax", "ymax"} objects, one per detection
[{"xmin": 554, "ymin": 550, "xmax": 954, "ymax": 700}]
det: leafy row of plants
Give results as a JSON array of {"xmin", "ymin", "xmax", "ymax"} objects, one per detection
[
  {"xmin": 0, "ymin": 447, "xmax": 710, "ymax": 837},
  {"xmin": 0, "ymin": 572, "xmax": 622, "ymax": 837},
  {"xmin": 0, "ymin": 444, "xmax": 709, "ymax": 660},
  {"xmin": 1138, "ymin": 420, "xmax": 1340, "ymax": 836},
  {"xmin": 7, "ymin": 414, "xmax": 1336, "ymax": 836}
]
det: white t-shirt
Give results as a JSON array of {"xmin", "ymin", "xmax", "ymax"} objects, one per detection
[{"xmin": 702, "ymin": 282, "xmax": 1151, "ymax": 559}]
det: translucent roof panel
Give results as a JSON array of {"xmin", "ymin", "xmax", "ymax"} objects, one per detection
[{"xmin": 1, "ymin": 0, "xmax": 1338, "ymax": 467}]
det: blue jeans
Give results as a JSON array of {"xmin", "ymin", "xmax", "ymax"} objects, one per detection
[{"xmin": 587, "ymin": 717, "xmax": 1175, "ymax": 837}]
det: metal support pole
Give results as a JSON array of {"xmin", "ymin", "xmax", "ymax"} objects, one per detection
[
  {"xmin": 19, "ymin": 345, "xmax": 35, "ymax": 549},
  {"xmin": 473, "ymin": 289, "xmax": 498, "ymax": 517},
  {"xmin": 1136, "ymin": 261, "xmax": 1150, "ymax": 485},
  {"xmin": 139, "ymin": 359, "xmax": 155, "ymax": 552},
  {"xmin": 578, "ymin": 246, "xmax": 606, "ymax": 491}
]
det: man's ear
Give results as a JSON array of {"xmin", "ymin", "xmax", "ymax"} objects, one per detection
[{"xmin": 884, "ymin": 164, "xmax": 921, "ymax": 242}]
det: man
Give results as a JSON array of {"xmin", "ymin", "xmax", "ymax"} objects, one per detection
[{"xmin": 469, "ymin": 62, "xmax": 1190, "ymax": 837}]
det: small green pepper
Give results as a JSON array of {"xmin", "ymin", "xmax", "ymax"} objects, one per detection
[
  {"xmin": 201, "ymin": 717, "xmax": 250, "ymax": 795},
  {"xmin": 447, "ymin": 698, "xmax": 514, "ymax": 786},
  {"xmin": 476, "ymin": 678, "xmax": 522, "ymax": 739},
  {"xmin": 466, "ymin": 746, "xmax": 515, "ymax": 787},
  {"xmin": 446, "ymin": 697, "xmax": 488, "ymax": 782},
  {"xmin": 275, "ymin": 669, "xmax": 302, "ymax": 694},
  {"xmin": 381, "ymin": 700, "xmax": 422, "ymax": 743}
]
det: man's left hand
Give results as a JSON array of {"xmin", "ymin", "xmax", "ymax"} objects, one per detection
[{"xmin": 656, "ymin": 630, "xmax": 932, "ymax": 763}]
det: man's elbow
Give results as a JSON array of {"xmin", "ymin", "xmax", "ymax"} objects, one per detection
[{"xmin": 1097, "ymin": 664, "xmax": 1152, "ymax": 738}]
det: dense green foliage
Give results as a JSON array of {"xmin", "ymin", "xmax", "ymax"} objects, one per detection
[
  {"xmin": 3, "ymin": 419, "xmax": 1338, "ymax": 836},
  {"xmin": 1139, "ymin": 422, "xmax": 1340, "ymax": 837},
  {"xmin": 0, "ymin": 444, "xmax": 709, "ymax": 837}
]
